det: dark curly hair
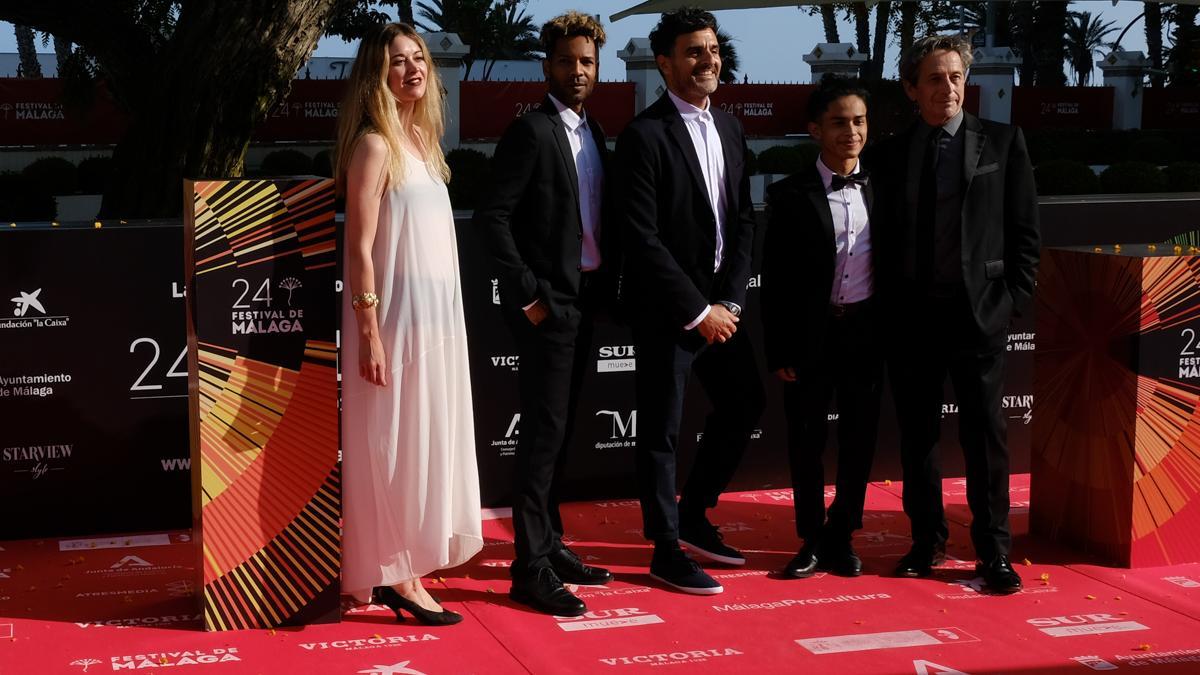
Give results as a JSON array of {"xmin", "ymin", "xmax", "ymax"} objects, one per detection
[
  {"xmin": 806, "ymin": 74, "xmax": 870, "ymax": 124},
  {"xmin": 648, "ymin": 7, "xmax": 720, "ymax": 58}
]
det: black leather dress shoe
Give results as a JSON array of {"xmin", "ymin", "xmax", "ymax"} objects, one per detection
[
  {"xmin": 510, "ymin": 567, "xmax": 586, "ymax": 616},
  {"xmin": 978, "ymin": 555, "xmax": 1023, "ymax": 594},
  {"xmin": 549, "ymin": 546, "xmax": 613, "ymax": 586},
  {"xmin": 784, "ymin": 542, "xmax": 820, "ymax": 578},
  {"xmin": 818, "ymin": 540, "xmax": 863, "ymax": 577},
  {"xmin": 894, "ymin": 543, "xmax": 946, "ymax": 578}
]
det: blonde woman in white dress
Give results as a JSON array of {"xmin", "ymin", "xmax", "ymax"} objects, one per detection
[{"xmin": 335, "ymin": 22, "xmax": 482, "ymax": 626}]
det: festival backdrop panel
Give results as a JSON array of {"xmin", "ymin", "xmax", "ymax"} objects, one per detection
[
  {"xmin": 1032, "ymin": 247, "xmax": 1200, "ymax": 567},
  {"xmin": 0, "ymin": 223, "xmax": 190, "ymax": 540},
  {"xmin": 455, "ymin": 214, "xmax": 1036, "ymax": 508},
  {"xmin": 185, "ymin": 178, "xmax": 341, "ymax": 630}
]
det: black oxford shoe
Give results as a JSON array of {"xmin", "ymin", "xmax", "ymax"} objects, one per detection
[
  {"xmin": 509, "ymin": 567, "xmax": 587, "ymax": 616},
  {"xmin": 549, "ymin": 546, "xmax": 613, "ymax": 586},
  {"xmin": 978, "ymin": 555, "xmax": 1023, "ymax": 594},
  {"xmin": 784, "ymin": 542, "xmax": 820, "ymax": 578}
]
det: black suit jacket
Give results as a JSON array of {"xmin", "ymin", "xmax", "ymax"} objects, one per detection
[
  {"xmin": 474, "ymin": 96, "xmax": 614, "ymax": 323},
  {"xmin": 760, "ymin": 165, "xmax": 874, "ymax": 373},
  {"xmin": 871, "ymin": 113, "xmax": 1040, "ymax": 337},
  {"xmin": 614, "ymin": 93, "xmax": 756, "ymax": 332}
]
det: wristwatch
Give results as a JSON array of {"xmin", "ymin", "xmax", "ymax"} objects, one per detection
[{"xmin": 718, "ymin": 301, "xmax": 742, "ymax": 317}]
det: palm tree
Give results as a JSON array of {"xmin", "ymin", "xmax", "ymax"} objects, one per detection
[
  {"xmin": 415, "ymin": 0, "xmax": 494, "ymax": 79},
  {"xmin": 868, "ymin": 1, "xmax": 892, "ymax": 80},
  {"xmin": 481, "ymin": 0, "xmax": 539, "ymax": 81},
  {"xmin": 897, "ymin": 1, "xmax": 918, "ymax": 62},
  {"xmin": 14, "ymin": 24, "xmax": 42, "ymax": 78},
  {"xmin": 1065, "ymin": 11, "xmax": 1117, "ymax": 85},
  {"xmin": 1145, "ymin": 1, "xmax": 1165, "ymax": 87},
  {"xmin": 821, "ymin": 5, "xmax": 840, "ymax": 43},
  {"xmin": 718, "ymin": 29, "xmax": 739, "ymax": 84},
  {"xmin": 1033, "ymin": 1, "xmax": 1069, "ymax": 86},
  {"xmin": 1164, "ymin": 3, "xmax": 1200, "ymax": 87}
]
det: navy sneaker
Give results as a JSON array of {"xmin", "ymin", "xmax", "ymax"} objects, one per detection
[
  {"xmin": 649, "ymin": 546, "xmax": 723, "ymax": 595},
  {"xmin": 679, "ymin": 519, "xmax": 746, "ymax": 566}
]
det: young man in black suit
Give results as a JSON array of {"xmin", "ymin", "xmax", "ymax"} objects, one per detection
[
  {"xmin": 473, "ymin": 11, "xmax": 614, "ymax": 617},
  {"xmin": 761, "ymin": 76, "xmax": 879, "ymax": 580},
  {"xmin": 614, "ymin": 8, "xmax": 764, "ymax": 595},
  {"xmin": 872, "ymin": 35, "xmax": 1040, "ymax": 593}
]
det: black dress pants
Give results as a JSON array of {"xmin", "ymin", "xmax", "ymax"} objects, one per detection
[
  {"xmin": 506, "ymin": 294, "xmax": 594, "ymax": 579},
  {"xmin": 889, "ymin": 293, "xmax": 1011, "ymax": 561},
  {"xmin": 631, "ymin": 324, "xmax": 765, "ymax": 543},
  {"xmin": 783, "ymin": 301, "xmax": 882, "ymax": 543}
]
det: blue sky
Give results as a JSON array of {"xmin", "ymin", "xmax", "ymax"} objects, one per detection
[{"xmin": 4, "ymin": 1, "xmax": 1152, "ymax": 83}]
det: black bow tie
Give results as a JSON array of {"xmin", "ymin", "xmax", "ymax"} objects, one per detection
[{"xmin": 830, "ymin": 173, "xmax": 869, "ymax": 191}]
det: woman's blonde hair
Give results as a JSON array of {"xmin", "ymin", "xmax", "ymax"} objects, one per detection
[{"xmin": 334, "ymin": 22, "xmax": 450, "ymax": 196}]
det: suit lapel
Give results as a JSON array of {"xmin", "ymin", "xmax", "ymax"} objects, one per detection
[
  {"xmin": 962, "ymin": 113, "xmax": 986, "ymax": 190},
  {"xmin": 714, "ymin": 110, "xmax": 738, "ymax": 212},
  {"xmin": 802, "ymin": 167, "xmax": 836, "ymax": 246},
  {"xmin": 662, "ymin": 101, "xmax": 711, "ymax": 208},
  {"xmin": 543, "ymin": 97, "xmax": 582, "ymax": 215}
]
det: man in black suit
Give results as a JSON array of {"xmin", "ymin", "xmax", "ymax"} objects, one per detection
[
  {"xmin": 761, "ymin": 76, "xmax": 879, "ymax": 580},
  {"xmin": 474, "ymin": 11, "xmax": 614, "ymax": 617},
  {"xmin": 872, "ymin": 35, "xmax": 1039, "ymax": 593},
  {"xmin": 614, "ymin": 8, "xmax": 764, "ymax": 596}
]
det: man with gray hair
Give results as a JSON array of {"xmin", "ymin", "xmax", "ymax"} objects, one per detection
[{"xmin": 871, "ymin": 35, "xmax": 1039, "ymax": 594}]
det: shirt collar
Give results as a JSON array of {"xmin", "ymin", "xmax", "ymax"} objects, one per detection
[
  {"xmin": 548, "ymin": 94, "xmax": 587, "ymax": 133},
  {"xmin": 923, "ymin": 108, "xmax": 965, "ymax": 140},
  {"xmin": 667, "ymin": 89, "xmax": 713, "ymax": 123},
  {"xmin": 815, "ymin": 156, "xmax": 862, "ymax": 191}
]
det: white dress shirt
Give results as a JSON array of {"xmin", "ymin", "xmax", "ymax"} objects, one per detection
[
  {"xmin": 548, "ymin": 94, "xmax": 603, "ymax": 272},
  {"xmin": 668, "ymin": 91, "xmax": 732, "ymax": 330},
  {"xmin": 815, "ymin": 157, "xmax": 874, "ymax": 305}
]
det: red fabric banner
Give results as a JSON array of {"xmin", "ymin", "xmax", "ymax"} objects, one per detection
[
  {"xmin": 710, "ymin": 84, "xmax": 814, "ymax": 137},
  {"xmin": 1142, "ymin": 87, "xmax": 1200, "ymax": 129},
  {"xmin": 254, "ymin": 79, "xmax": 346, "ymax": 143},
  {"xmin": 0, "ymin": 78, "xmax": 126, "ymax": 146},
  {"xmin": 459, "ymin": 81, "xmax": 635, "ymax": 140},
  {"xmin": 1011, "ymin": 86, "xmax": 1114, "ymax": 130}
]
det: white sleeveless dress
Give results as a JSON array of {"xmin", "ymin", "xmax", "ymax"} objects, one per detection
[{"xmin": 341, "ymin": 149, "xmax": 483, "ymax": 602}]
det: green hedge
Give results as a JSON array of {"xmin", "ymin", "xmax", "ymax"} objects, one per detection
[
  {"xmin": 1100, "ymin": 161, "xmax": 1167, "ymax": 194},
  {"xmin": 22, "ymin": 157, "xmax": 77, "ymax": 195},
  {"xmin": 757, "ymin": 144, "xmax": 818, "ymax": 175},
  {"xmin": 312, "ymin": 148, "xmax": 334, "ymax": 178},
  {"xmin": 77, "ymin": 156, "xmax": 113, "ymax": 194},
  {"xmin": 0, "ymin": 172, "xmax": 56, "ymax": 221},
  {"xmin": 259, "ymin": 149, "xmax": 313, "ymax": 176},
  {"xmin": 1034, "ymin": 159, "xmax": 1100, "ymax": 196},
  {"xmin": 1025, "ymin": 129, "xmax": 1200, "ymax": 167},
  {"xmin": 1165, "ymin": 162, "xmax": 1200, "ymax": 192}
]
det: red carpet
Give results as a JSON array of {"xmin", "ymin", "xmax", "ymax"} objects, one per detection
[{"xmin": 3, "ymin": 476, "xmax": 1200, "ymax": 674}]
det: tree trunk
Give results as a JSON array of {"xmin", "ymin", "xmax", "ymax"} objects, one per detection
[
  {"xmin": 101, "ymin": 1, "xmax": 340, "ymax": 218},
  {"xmin": 870, "ymin": 2, "xmax": 891, "ymax": 80},
  {"xmin": 821, "ymin": 5, "xmax": 840, "ymax": 43},
  {"xmin": 396, "ymin": 0, "xmax": 414, "ymax": 26},
  {"xmin": 853, "ymin": 2, "xmax": 870, "ymax": 77},
  {"xmin": 993, "ymin": 1, "xmax": 1013, "ymax": 47},
  {"xmin": 1033, "ymin": 0, "xmax": 1068, "ymax": 86},
  {"xmin": 54, "ymin": 34, "xmax": 72, "ymax": 73},
  {"xmin": 1, "ymin": 0, "xmax": 343, "ymax": 218},
  {"xmin": 899, "ymin": 1, "xmax": 917, "ymax": 59},
  {"xmin": 1146, "ymin": 1, "xmax": 1164, "ymax": 87},
  {"xmin": 14, "ymin": 24, "xmax": 42, "ymax": 78},
  {"xmin": 1012, "ymin": 1, "xmax": 1036, "ymax": 85}
]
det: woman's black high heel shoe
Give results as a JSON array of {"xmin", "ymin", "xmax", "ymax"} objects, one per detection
[{"xmin": 373, "ymin": 586, "xmax": 463, "ymax": 626}]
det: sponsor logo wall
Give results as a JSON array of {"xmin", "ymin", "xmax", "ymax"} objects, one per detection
[
  {"xmin": 0, "ymin": 223, "xmax": 190, "ymax": 539},
  {"xmin": 2, "ymin": 213, "xmax": 1038, "ymax": 537}
]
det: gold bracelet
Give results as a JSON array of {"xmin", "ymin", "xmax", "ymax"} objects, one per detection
[{"xmin": 351, "ymin": 292, "xmax": 379, "ymax": 310}]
